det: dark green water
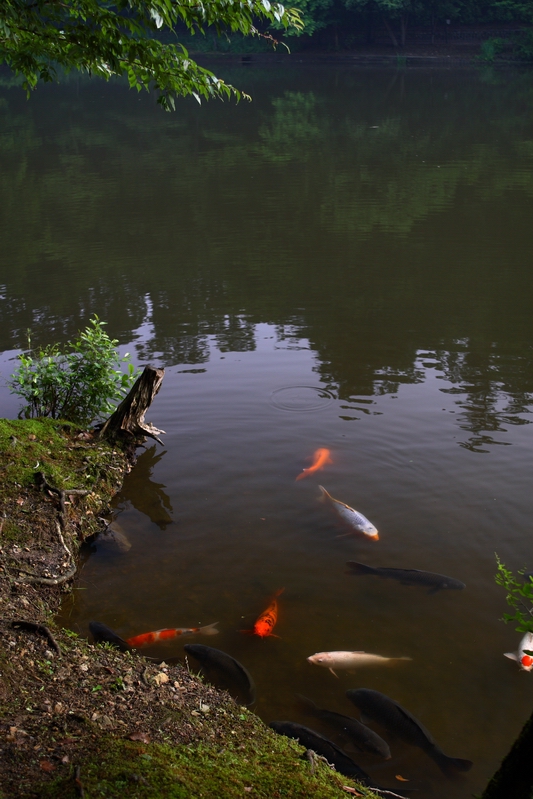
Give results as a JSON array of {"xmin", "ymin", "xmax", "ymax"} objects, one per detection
[{"xmin": 1, "ymin": 64, "xmax": 533, "ymax": 797}]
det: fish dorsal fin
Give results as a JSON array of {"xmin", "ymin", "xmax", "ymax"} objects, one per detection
[
  {"xmin": 391, "ymin": 699, "xmax": 436, "ymax": 745},
  {"xmin": 504, "ymin": 652, "xmax": 518, "ymax": 661},
  {"xmin": 351, "ymin": 651, "xmax": 366, "ymax": 654}
]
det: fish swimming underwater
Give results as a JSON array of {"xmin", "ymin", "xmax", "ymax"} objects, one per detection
[
  {"xmin": 184, "ymin": 644, "xmax": 256, "ymax": 705},
  {"xmin": 346, "ymin": 688, "xmax": 473, "ymax": 774},
  {"xmin": 319, "ymin": 487, "xmax": 378, "ymax": 540},
  {"xmin": 126, "ymin": 622, "xmax": 219, "ymax": 648},
  {"xmin": 346, "ymin": 561, "xmax": 465, "ymax": 593},
  {"xmin": 243, "ymin": 589, "xmax": 284, "ymax": 638},
  {"xmin": 269, "ymin": 721, "xmax": 373, "ymax": 783},
  {"xmin": 296, "ymin": 695, "xmax": 391, "ymax": 759},
  {"xmin": 97, "ymin": 520, "xmax": 132, "ymax": 553},
  {"xmin": 504, "ymin": 631, "xmax": 533, "ymax": 671},
  {"xmin": 296, "ymin": 448, "xmax": 332, "ymax": 482},
  {"xmin": 307, "ymin": 650, "xmax": 411, "ymax": 677},
  {"xmin": 89, "ymin": 621, "xmax": 131, "ymax": 652}
]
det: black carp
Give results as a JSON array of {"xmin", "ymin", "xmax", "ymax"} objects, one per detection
[
  {"xmin": 269, "ymin": 721, "xmax": 373, "ymax": 783},
  {"xmin": 184, "ymin": 644, "xmax": 256, "ymax": 706},
  {"xmin": 296, "ymin": 694, "xmax": 391, "ymax": 758},
  {"xmin": 346, "ymin": 688, "xmax": 473, "ymax": 774},
  {"xmin": 347, "ymin": 561, "xmax": 465, "ymax": 593}
]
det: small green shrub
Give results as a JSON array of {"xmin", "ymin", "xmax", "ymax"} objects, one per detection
[
  {"xmin": 9, "ymin": 316, "xmax": 137, "ymax": 425},
  {"xmin": 495, "ymin": 554, "xmax": 533, "ymax": 633},
  {"xmin": 478, "ymin": 37, "xmax": 508, "ymax": 63},
  {"xmin": 515, "ymin": 29, "xmax": 533, "ymax": 61}
]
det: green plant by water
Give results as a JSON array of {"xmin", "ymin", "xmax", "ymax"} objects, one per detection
[
  {"xmin": 495, "ymin": 555, "xmax": 533, "ymax": 633},
  {"xmin": 9, "ymin": 316, "xmax": 137, "ymax": 424}
]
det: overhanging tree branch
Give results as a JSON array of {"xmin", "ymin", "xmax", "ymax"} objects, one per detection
[{"xmin": 0, "ymin": 0, "xmax": 303, "ymax": 108}]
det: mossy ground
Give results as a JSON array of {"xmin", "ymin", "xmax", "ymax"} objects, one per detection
[{"xmin": 0, "ymin": 419, "xmax": 379, "ymax": 799}]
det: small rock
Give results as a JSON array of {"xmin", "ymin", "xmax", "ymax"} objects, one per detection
[
  {"xmin": 129, "ymin": 732, "xmax": 151, "ymax": 743},
  {"xmin": 79, "ymin": 663, "xmax": 89, "ymax": 672},
  {"xmin": 153, "ymin": 672, "xmax": 169, "ymax": 686},
  {"xmin": 54, "ymin": 703, "xmax": 63, "ymax": 714}
]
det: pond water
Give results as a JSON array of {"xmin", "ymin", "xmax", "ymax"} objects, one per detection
[{"xmin": 1, "ymin": 63, "xmax": 533, "ymax": 797}]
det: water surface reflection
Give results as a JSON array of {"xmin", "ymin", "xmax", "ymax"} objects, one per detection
[{"xmin": 0, "ymin": 65, "xmax": 532, "ymax": 798}]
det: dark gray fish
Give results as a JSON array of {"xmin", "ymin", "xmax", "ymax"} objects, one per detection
[
  {"xmin": 347, "ymin": 561, "xmax": 465, "ymax": 593},
  {"xmin": 346, "ymin": 688, "xmax": 473, "ymax": 774},
  {"xmin": 97, "ymin": 520, "xmax": 132, "ymax": 553},
  {"xmin": 269, "ymin": 721, "xmax": 372, "ymax": 783},
  {"xmin": 89, "ymin": 621, "xmax": 131, "ymax": 653},
  {"xmin": 184, "ymin": 644, "xmax": 256, "ymax": 706},
  {"xmin": 296, "ymin": 694, "xmax": 391, "ymax": 759}
]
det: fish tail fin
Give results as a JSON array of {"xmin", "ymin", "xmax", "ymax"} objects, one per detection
[
  {"xmin": 199, "ymin": 622, "xmax": 219, "ymax": 636},
  {"xmin": 317, "ymin": 485, "xmax": 329, "ymax": 501},
  {"xmin": 274, "ymin": 587, "xmax": 285, "ymax": 598},
  {"xmin": 504, "ymin": 652, "xmax": 518, "ymax": 661},
  {"xmin": 398, "ymin": 656, "xmax": 413, "ymax": 661},
  {"xmin": 346, "ymin": 561, "xmax": 377, "ymax": 576},
  {"xmin": 431, "ymin": 748, "xmax": 473, "ymax": 774},
  {"xmin": 295, "ymin": 470, "xmax": 308, "ymax": 482},
  {"xmin": 295, "ymin": 693, "xmax": 317, "ymax": 709}
]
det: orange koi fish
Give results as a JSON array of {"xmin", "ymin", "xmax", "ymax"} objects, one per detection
[
  {"xmin": 126, "ymin": 622, "xmax": 219, "ymax": 648},
  {"xmin": 243, "ymin": 589, "xmax": 284, "ymax": 638},
  {"xmin": 296, "ymin": 448, "xmax": 332, "ymax": 482}
]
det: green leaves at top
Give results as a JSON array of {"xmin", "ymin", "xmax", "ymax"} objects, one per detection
[{"xmin": 0, "ymin": 0, "xmax": 303, "ymax": 109}]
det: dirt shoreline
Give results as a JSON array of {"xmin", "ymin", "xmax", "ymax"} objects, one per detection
[{"xmin": 0, "ymin": 419, "xmax": 379, "ymax": 798}]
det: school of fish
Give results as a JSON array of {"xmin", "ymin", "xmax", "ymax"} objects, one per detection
[{"xmin": 87, "ymin": 443, "xmax": 530, "ymax": 792}]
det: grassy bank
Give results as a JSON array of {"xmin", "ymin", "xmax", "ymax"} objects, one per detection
[{"xmin": 0, "ymin": 418, "xmax": 379, "ymax": 799}]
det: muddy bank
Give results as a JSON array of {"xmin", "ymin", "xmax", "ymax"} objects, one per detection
[{"xmin": 0, "ymin": 418, "xmax": 379, "ymax": 798}]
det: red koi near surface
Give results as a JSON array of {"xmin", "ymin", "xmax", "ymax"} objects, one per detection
[
  {"xmin": 296, "ymin": 448, "xmax": 332, "ymax": 481},
  {"xmin": 244, "ymin": 589, "xmax": 284, "ymax": 638},
  {"xmin": 126, "ymin": 622, "xmax": 219, "ymax": 648}
]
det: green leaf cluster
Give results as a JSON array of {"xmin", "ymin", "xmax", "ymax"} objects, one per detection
[
  {"xmin": 9, "ymin": 315, "xmax": 137, "ymax": 425},
  {"xmin": 0, "ymin": 0, "xmax": 303, "ymax": 109},
  {"xmin": 495, "ymin": 554, "xmax": 533, "ymax": 633}
]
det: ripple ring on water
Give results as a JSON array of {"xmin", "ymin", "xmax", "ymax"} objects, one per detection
[{"xmin": 270, "ymin": 385, "xmax": 334, "ymax": 412}]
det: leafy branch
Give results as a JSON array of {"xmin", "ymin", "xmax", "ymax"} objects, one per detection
[
  {"xmin": 495, "ymin": 554, "xmax": 533, "ymax": 634},
  {"xmin": 0, "ymin": 0, "xmax": 303, "ymax": 108}
]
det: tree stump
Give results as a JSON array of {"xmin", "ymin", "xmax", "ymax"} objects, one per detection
[
  {"xmin": 98, "ymin": 365, "xmax": 165, "ymax": 444},
  {"xmin": 481, "ymin": 710, "xmax": 533, "ymax": 799}
]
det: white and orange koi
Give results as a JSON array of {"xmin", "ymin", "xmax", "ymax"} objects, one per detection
[
  {"xmin": 504, "ymin": 632, "xmax": 533, "ymax": 671},
  {"xmin": 126, "ymin": 622, "xmax": 219, "ymax": 648}
]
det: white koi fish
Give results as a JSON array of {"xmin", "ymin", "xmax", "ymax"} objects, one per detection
[
  {"xmin": 504, "ymin": 632, "xmax": 533, "ymax": 672},
  {"xmin": 318, "ymin": 486, "xmax": 379, "ymax": 540},
  {"xmin": 307, "ymin": 650, "xmax": 412, "ymax": 677}
]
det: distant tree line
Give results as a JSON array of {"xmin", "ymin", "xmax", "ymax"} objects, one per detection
[{"xmin": 279, "ymin": 0, "xmax": 533, "ymax": 48}]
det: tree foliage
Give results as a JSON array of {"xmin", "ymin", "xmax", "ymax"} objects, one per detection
[
  {"xmin": 495, "ymin": 555, "xmax": 533, "ymax": 634},
  {"xmin": 0, "ymin": 0, "xmax": 303, "ymax": 109}
]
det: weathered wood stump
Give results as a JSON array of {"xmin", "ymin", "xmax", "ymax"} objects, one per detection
[
  {"xmin": 481, "ymin": 710, "xmax": 533, "ymax": 799},
  {"xmin": 98, "ymin": 365, "xmax": 165, "ymax": 444}
]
